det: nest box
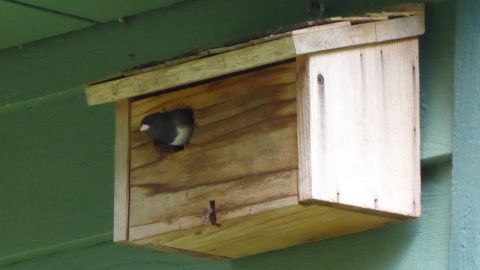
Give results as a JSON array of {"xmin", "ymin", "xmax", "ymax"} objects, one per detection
[{"xmin": 86, "ymin": 8, "xmax": 424, "ymax": 258}]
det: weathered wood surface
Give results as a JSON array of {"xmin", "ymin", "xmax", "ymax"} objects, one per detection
[
  {"xmin": 292, "ymin": 15, "xmax": 424, "ymax": 55},
  {"xmin": 128, "ymin": 62, "xmax": 300, "ymax": 241},
  {"xmin": 87, "ymin": 38, "xmax": 296, "ymax": 106},
  {"xmin": 134, "ymin": 204, "xmax": 394, "ymax": 258},
  {"xmin": 297, "ymin": 38, "xmax": 421, "ymax": 217},
  {"xmin": 114, "ymin": 100, "xmax": 131, "ymax": 242},
  {"xmin": 325, "ymin": 3, "xmax": 424, "ymax": 24},
  {"xmin": 86, "ymin": 15, "xmax": 424, "ymax": 105}
]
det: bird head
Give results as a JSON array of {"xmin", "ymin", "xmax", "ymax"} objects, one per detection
[
  {"xmin": 139, "ymin": 113, "xmax": 158, "ymax": 132},
  {"xmin": 139, "ymin": 109, "xmax": 194, "ymax": 151}
]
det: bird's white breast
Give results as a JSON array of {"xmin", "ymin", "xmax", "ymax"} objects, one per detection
[{"xmin": 171, "ymin": 126, "xmax": 193, "ymax": 146}]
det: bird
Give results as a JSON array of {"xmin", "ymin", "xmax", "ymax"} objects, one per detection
[{"xmin": 139, "ymin": 108, "xmax": 195, "ymax": 152}]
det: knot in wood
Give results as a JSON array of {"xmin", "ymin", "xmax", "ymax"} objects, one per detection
[{"xmin": 317, "ymin": 74, "xmax": 324, "ymax": 85}]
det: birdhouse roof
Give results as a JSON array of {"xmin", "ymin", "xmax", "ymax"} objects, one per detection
[{"xmin": 85, "ymin": 4, "xmax": 424, "ymax": 106}]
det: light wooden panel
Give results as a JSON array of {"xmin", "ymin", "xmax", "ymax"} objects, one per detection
[
  {"xmin": 85, "ymin": 15, "xmax": 424, "ymax": 106},
  {"xmin": 297, "ymin": 38, "xmax": 421, "ymax": 217},
  {"xmin": 292, "ymin": 15, "xmax": 424, "ymax": 55},
  {"xmin": 128, "ymin": 62, "xmax": 300, "ymax": 241},
  {"xmin": 133, "ymin": 204, "xmax": 395, "ymax": 258},
  {"xmin": 87, "ymin": 38, "xmax": 296, "ymax": 105},
  {"xmin": 114, "ymin": 100, "xmax": 131, "ymax": 242}
]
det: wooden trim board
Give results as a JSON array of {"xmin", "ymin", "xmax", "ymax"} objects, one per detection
[
  {"xmin": 85, "ymin": 15, "xmax": 424, "ymax": 106},
  {"xmin": 114, "ymin": 100, "xmax": 131, "ymax": 242}
]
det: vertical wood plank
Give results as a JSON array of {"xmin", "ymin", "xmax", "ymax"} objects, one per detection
[
  {"xmin": 296, "ymin": 56, "xmax": 315, "ymax": 201},
  {"xmin": 114, "ymin": 100, "xmax": 131, "ymax": 242}
]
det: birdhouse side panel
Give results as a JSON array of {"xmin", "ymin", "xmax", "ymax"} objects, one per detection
[
  {"xmin": 127, "ymin": 62, "xmax": 300, "ymax": 241},
  {"xmin": 298, "ymin": 38, "xmax": 421, "ymax": 217}
]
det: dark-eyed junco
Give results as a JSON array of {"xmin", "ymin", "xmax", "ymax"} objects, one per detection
[{"xmin": 139, "ymin": 108, "xmax": 194, "ymax": 152}]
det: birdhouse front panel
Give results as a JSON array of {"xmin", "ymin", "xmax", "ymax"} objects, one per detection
[{"xmin": 128, "ymin": 62, "xmax": 300, "ymax": 241}]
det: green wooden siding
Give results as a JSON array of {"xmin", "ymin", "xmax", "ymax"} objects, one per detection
[
  {"xmin": 0, "ymin": 88, "xmax": 114, "ymax": 260},
  {"xmin": 0, "ymin": 1, "xmax": 92, "ymax": 50},
  {"xmin": 16, "ymin": 0, "xmax": 186, "ymax": 22},
  {"xmin": 0, "ymin": 0, "xmax": 455, "ymax": 269}
]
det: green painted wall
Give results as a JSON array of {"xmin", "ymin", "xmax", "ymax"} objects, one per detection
[
  {"xmin": 0, "ymin": 1, "xmax": 92, "ymax": 50},
  {"xmin": 0, "ymin": 0, "xmax": 454, "ymax": 269},
  {"xmin": 16, "ymin": 0, "xmax": 186, "ymax": 22},
  {"xmin": 450, "ymin": 0, "xmax": 480, "ymax": 268},
  {"xmin": 0, "ymin": 88, "xmax": 114, "ymax": 260}
]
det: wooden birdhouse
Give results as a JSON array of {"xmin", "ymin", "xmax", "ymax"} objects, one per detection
[{"xmin": 86, "ymin": 5, "xmax": 424, "ymax": 258}]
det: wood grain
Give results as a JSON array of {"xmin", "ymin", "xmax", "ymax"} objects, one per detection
[
  {"xmin": 297, "ymin": 38, "xmax": 421, "ymax": 217},
  {"xmin": 128, "ymin": 62, "xmax": 300, "ymax": 241},
  {"xmin": 292, "ymin": 15, "xmax": 424, "ymax": 55},
  {"xmin": 375, "ymin": 15, "xmax": 425, "ymax": 42},
  {"xmin": 133, "ymin": 203, "xmax": 395, "ymax": 258},
  {"xmin": 86, "ymin": 15, "xmax": 424, "ymax": 106},
  {"xmin": 295, "ymin": 56, "xmax": 314, "ymax": 201},
  {"xmin": 114, "ymin": 100, "xmax": 131, "ymax": 242},
  {"xmin": 86, "ymin": 38, "xmax": 296, "ymax": 105}
]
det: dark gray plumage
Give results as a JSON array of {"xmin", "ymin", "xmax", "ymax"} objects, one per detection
[{"xmin": 139, "ymin": 109, "xmax": 194, "ymax": 152}]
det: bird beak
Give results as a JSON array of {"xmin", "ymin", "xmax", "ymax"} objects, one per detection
[{"xmin": 139, "ymin": 124, "xmax": 150, "ymax": 132}]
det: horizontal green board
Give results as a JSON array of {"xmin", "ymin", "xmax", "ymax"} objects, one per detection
[
  {"xmin": 17, "ymin": 0, "xmax": 186, "ymax": 22},
  {"xmin": 0, "ymin": 1, "xmax": 92, "ymax": 50}
]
